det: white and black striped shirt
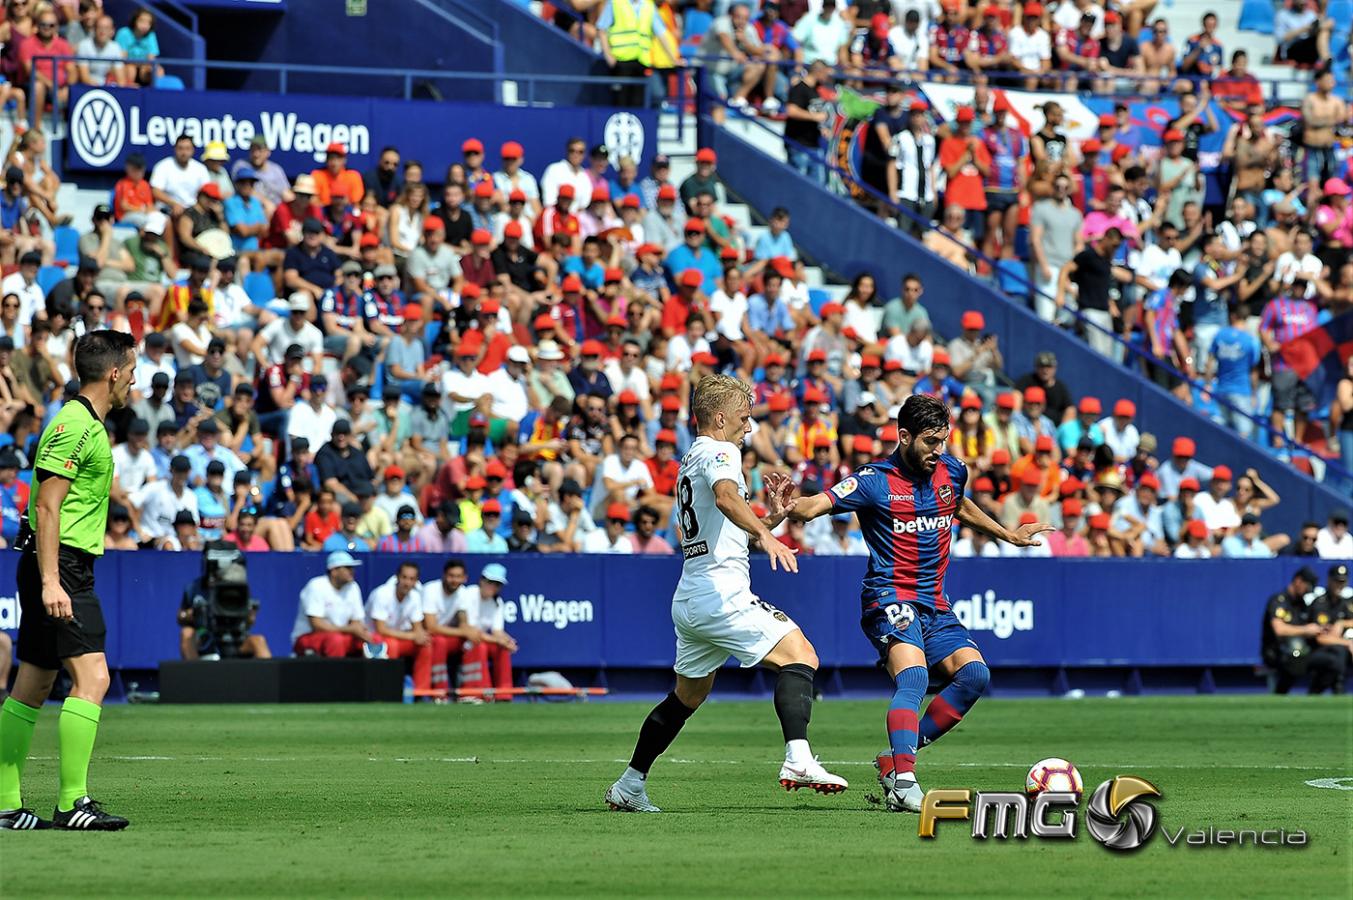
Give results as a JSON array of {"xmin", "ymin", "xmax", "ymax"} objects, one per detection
[{"xmin": 889, "ymin": 129, "xmax": 937, "ymax": 204}]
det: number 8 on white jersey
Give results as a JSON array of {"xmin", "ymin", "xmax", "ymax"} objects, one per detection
[{"xmin": 672, "ymin": 436, "xmax": 752, "ymax": 603}]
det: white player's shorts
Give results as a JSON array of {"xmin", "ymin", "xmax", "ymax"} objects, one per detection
[{"xmin": 671, "ymin": 589, "xmax": 800, "ymax": 678}]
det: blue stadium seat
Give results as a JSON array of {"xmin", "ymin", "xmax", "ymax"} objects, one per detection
[
  {"xmin": 36, "ymin": 264, "xmax": 66, "ymax": 295},
  {"xmin": 243, "ymin": 272, "xmax": 275, "ymax": 305},
  {"xmin": 53, "ymin": 226, "xmax": 80, "ymax": 267},
  {"xmin": 1237, "ymin": 0, "xmax": 1275, "ymax": 35},
  {"xmin": 154, "ymin": 74, "xmax": 185, "ymax": 90},
  {"xmin": 807, "ymin": 287, "xmax": 829, "ymax": 316}
]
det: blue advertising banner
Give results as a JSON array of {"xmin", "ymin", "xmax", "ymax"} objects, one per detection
[
  {"xmin": 0, "ymin": 552, "xmax": 1303, "ymax": 673},
  {"xmin": 63, "ymin": 85, "xmax": 656, "ymax": 182}
]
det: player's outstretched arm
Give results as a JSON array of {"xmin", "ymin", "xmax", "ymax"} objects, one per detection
[
  {"xmin": 957, "ymin": 496, "xmax": 1054, "ymax": 548},
  {"xmin": 712, "ymin": 479, "xmax": 799, "ymax": 573},
  {"xmin": 785, "ymin": 492, "xmax": 834, "ymax": 522}
]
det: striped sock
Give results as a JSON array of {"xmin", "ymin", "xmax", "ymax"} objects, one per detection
[
  {"xmin": 919, "ymin": 661, "xmax": 990, "ymax": 748},
  {"xmin": 887, "ymin": 666, "xmax": 929, "ymax": 779}
]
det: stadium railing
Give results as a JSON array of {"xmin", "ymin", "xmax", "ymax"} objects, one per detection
[{"xmin": 681, "ymin": 67, "xmax": 1353, "ymax": 493}]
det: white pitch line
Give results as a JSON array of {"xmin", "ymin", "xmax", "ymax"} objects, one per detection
[{"xmin": 25, "ymin": 755, "xmax": 1340, "ymax": 772}]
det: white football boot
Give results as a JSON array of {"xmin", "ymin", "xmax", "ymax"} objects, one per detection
[
  {"xmin": 605, "ymin": 781, "xmax": 661, "ymax": 813},
  {"xmin": 778, "ymin": 758, "xmax": 849, "ymax": 795},
  {"xmin": 885, "ymin": 773, "xmax": 925, "ymax": 813}
]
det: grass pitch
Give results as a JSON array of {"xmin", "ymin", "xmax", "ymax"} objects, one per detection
[{"xmin": 3, "ymin": 695, "xmax": 1350, "ymax": 898}]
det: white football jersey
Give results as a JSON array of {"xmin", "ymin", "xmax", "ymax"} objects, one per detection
[
  {"xmin": 366, "ymin": 576, "xmax": 425, "ymax": 632},
  {"xmin": 673, "ymin": 436, "xmax": 751, "ymax": 602}
]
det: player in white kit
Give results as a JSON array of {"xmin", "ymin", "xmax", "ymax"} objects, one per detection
[{"xmin": 605, "ymin": 375, "xmax": 847, "ymax": 812}]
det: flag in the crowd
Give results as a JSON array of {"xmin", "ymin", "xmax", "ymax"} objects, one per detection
[{"xmin": 1281, "ymin": 312, "xmax": 1353, "ymax": 406}]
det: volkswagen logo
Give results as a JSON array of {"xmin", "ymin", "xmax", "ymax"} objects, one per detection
[{"xmin": 70, "ymin": 90, "xmax": 126, "ymax": 168}]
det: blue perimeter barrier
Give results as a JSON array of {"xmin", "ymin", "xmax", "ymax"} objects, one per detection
[{"xmin": 0, "ymin": 551, "xmax": 1314, "ymax": 677}]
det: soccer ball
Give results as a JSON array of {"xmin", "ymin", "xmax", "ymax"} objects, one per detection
[{"xmin": 1025, "ymin": 758, "xmax": 1083, "ymax": 798}]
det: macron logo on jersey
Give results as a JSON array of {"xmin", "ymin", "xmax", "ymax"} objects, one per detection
[{"xmin": 892, "ymin": 514, "xmax": 954, "ymax": 534}]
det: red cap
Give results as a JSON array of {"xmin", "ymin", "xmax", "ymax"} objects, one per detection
[
  {"xmin": 883, "ymin": 359, "xmax": 903, "ymax": 372},
  {"xmin": 200, "ymin": 183, "xmax": 223, "ymax": 200},
  {"xmin": 635, "ymin": 242, "xmax": 660, "ymax": 257},
  {"xmin": 1104, "ymin": 10, "xmax": 1120, "ymax": 24},
  {"xmin": 1020, "ymin": 468, "xmax": 1044, "ymax": 486},
  {"xmin": 504, "ymin": 221, "xmax": 524, "ymax": 239},
  {"xmin": 692, "ymin": 351, "xmax": 718, "ymax": 367},
  {"xmin": 561, "ymin": 274, "xmax": 583, "ymax": 293},
  {"xmin": 803, "ymin": 386, "xmax": 828, "ymax": 404},
  {"xmin": 471, "ymin": 229, "xmax": 493, "ymax": 246},
  {"xmin": 1111, "ymin": 144, "xmax": 1131, "ymax": 162},
  {"xmin": 466, "ymin": 475, "xmax": 487, "ymax": 490},
  {"xmin": 807, "ymin": 348, "xmax": 828, "ymax": 363},
  {"xmin": 819, "ymin": 302, "xmax": 845, "ymax": 318},
  {"xmin": 660, "ymin": 373, "xmax": 683, "ymax": 391},
  {"xmin": 660, "ymin": 395, "xmax": 683, "ymax": 411},
  {"xmin": 1163, "ymin": 129, "xmax": 1185, "ymax": 143},
  {"xmin": 604, "ymin": 267, "xmax": 624, "ymax": 283},
  {"xmin": 472, "ymin": 181, "xmax": 494, "ymax": 199},
  {"xmin": 500, "ymin": 141, "xmax": 523, "ymax": 159},
  {"xmin": 770, "ymin": 257, "xmax": 796, "ymax": 277},
  {"xmin": 1211, "ymin": 465, "xmax": 1233, "ymax": 482},
  {"xmin": 991, "ymin": 448, "xmax": 1011, "ymax": 465},
  {"xmin": 932, "ymin": 348, "xmax": 951, "ymax": 366},
  {"xmin": 1023, "ymin": 386, "xmax": 1046, "ymax": 404},
  {"xmin": 1081, "ymin": 138, "xmax": 1103, "ymax": 154},
  {"xmin": 590, "ymin": 185, "xmax": 610, "ymax": 203},
  {"xmin": 1023, "ymin": 2, "xmax": 1043, "ymax": 15},
  {"xmin": 679, "ymin": 269, "xmax": 704, "ymax": 288},
  {"xmin": 485, "ymin": 459, "xmax": 508, "ymax": 479},
  {"xmin": 997, "ymin": 392, "xmax": 1017, "ymax": 410},
  {"xmin": 1098, "ymin": 114, "xmax": 1116, "ymax": 128},
  {"xmin": 606, "ymin": 502, "xmax": 631, "ymax": 522},
  {"xmin": 956, "ymin": 107, "xmax": 976, "ymax": 124},
  {"xmin": 617, "ymin": 390, "xmax": 639, "ymax": 405},
  {"xmin": 764, "ymin": 353, "xmax": 786, "ymax": 367},
  {"xmin": 455, "ymin": 343, "xmax": 479, "ymax": 358},
  {"xmin": 683, "ymin": 218, "xmax": 706, "ymax": 234},
  {"xmin": 960, "ymin": 394, "xmax": 982, "ymax": 410},
  {"xmin": 973, "ymin": 476, "xmax": 995, "ymax": 493},
  {"xmin": 910, "ymin": 99, "xmax": 929, "ymax": 113},
  {"xmin": 508, "ymin": 189, "xmax": 527, "ymax": 203},
  {"xmin": 1078, "ymin": 397, "xmax": 1102, "ymax": 415},
  {"xmin": 1186, "ymin": 519, "xmax": 1210, "ymax": 540},
  {"xmin": 360, "ymin": 232, "xmax": 381, "ymax": 248},
  {"xmin": 557, "ymin": 183, "xmax": 576, "ymax": 198},
  {"xmin": 481, "ymin": 498, "xmax": 502, "ymax": 514},
  {"xmin": 460, "ymin": 282, "xmax": 481, "ymax": 299},
  {"xmin": 325, "ymin": 142, "xmax": 347, "ymax": 155},
  {"xmin": 462, "ymin": 138, "xmax": 484, "ymax": 154},
  {"xmin": 1062, "ymin": 498, "xmax": 1084, "ymax": 517},
  {"xmin": 1035, "ymin": 435, "xmax": 1055, "ymax": 452},
  {"xmin": 479, "ymin": 300, "xmax": 501, "ymax": 315},
  {"xmin": 606, "ymin": 314, "xmax": 627, "ymax": 329},
  {"xmin": 1179, "ymin": 477, "xmax": 1202, "ymax": 492},
  {"xmin": 384, "ymin": 465, "xmax": 405, "ymax": 480},
  {"xmin": 657, "ymin": 184, "xmax": 678, "ymax": 201},
  {"xmin": 860, "ymin": 354, "xmax": 881, "ymax": 369},
  {"xmin": 981, "ymin": 4, "xmax": 1001, "ymax": 15},
  {"xmin": 1019, "ymin": 511, "xmax": 1039, "ymax": 526},
  {"xmin": 580, "ymin": 340, "xmax": 605, "ymax": 357},
  {"xmin": 961, "ymin": 310, "xmax": 985, "ymax": 330},
  {"xmin": 720, "ymin": 246, "xmax": 740, "ymax": 261},
  {"xmin": 1060, "ymin": 478, "xmax": 1083, "ymax": 497},
  {"xmin": 768, "ymin": 394, "xmax": 792, "ymax": 412},
  {"xmin": 621, "ymin": 193, "xmax": 641, "ymax": 209},
  {"xmin": 423, "ymin": 215, "xmax": 445, "ymax": 233},
  {"xmin": 1089, "ymin": 513, "xmax": 1111, "ymax": 530},
  {"xmin": 1138, "ymin": 473, "xmax": 1160, "ymax": 490},
  {"xmin": 401, "ymin": 303, "xmax": 423, "ymax": 321},
  {"xmin": 695, "ymin": 147, "xmax": 717, "ymax": 164},
  {"xmin": 656, "ymin": 429, "xmax": 678, "ymax": 445},
  {"xmin": 533, "ymin": 313, "xmax": 555, "ymax": 331},
  {"xmin": 872, "ymin": 12, "xmax": 890, "ymax": 38},
  {"xmin": 1113, "ymin": 399, "xmax": 1136, "ymax": 418},
  {"xmin": 852, "ymin": 435, "xmax": 874, "ymax": 453},
  {"xmin": 881, "ymin": 424, "xmax": 900, "ymax": 442},
  {"xmin": 1172, "ymin": 437, "xmax": 1196, "ymax": 458},
  {"xmin": 993, "ymin": 95, "xmax": 1011, "ymax": 113},
  {"xmin": 813, "ymin": 434, "xmax": 833, "ymax": 449}
]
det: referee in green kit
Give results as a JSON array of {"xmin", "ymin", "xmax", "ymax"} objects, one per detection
[{"xmin": 0, "ymin": 330, "xmax": 136, "ymax": 830}]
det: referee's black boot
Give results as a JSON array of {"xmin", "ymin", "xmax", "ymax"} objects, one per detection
[
  {"xmin": 52, "ymin": 796, "xmax": 129, "ymax": 831},
  {"xmin": 0, "ymin": 807, "xmax": 53, "ymax": 829}
]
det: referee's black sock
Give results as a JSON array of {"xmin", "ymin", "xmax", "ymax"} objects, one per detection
[
  {"xmin": 628, "ymin": 691, "xmax": 698, "ymax": 775},
  {"xmin": 773, "ymin": 663, "xmax": 816, "ymax": 744}
]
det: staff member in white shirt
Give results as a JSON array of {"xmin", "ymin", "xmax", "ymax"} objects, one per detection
[
  {"xmin": 421, "ymin": 558, "xmax": 494, "ymax": 696},
  {"xmin": 367, "ymin": 562, "xmax": 449, "ymax": 693},
  {"xmin": 292, "ymin": 551, "xmax": 372, "ymax": 656},
  {"xmin": 449, "ymin": 563, "xmax": 519, "ymax": 699}
]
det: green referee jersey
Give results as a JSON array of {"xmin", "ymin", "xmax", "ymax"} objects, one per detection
[{"xmin": 28, "ymin": 396, "xmax": 113, "ymax": 556}]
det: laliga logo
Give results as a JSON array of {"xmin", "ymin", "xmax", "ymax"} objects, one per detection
[
  {"xmin": 951, "ymin": 590, "xmax": 1033, "ymax": 639},
  {"xmin": 603, "ymin": 112, "xmax": 644, "ymax": 170},
  {"xmin": 71, "ymin": 89, "xmax": 126, "ymax": 168},
  {"xmin": 1085, "ymin": 776, "xmax": 1161, "ymax": 851}
]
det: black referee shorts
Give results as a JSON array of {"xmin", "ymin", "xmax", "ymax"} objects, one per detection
[{"xmin": 16, "ymin": 546, "xmax": 107, "ymax": 670}]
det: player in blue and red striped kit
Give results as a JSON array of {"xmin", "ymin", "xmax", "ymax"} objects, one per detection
[{"xmin": 788, "ymin": 395, "xmax": 1052, "ymax": 812}]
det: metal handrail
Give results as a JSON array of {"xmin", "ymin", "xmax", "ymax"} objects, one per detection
[{"xmin": 689, "ymin": 78, "xmax": 1351, "ymax": 485}]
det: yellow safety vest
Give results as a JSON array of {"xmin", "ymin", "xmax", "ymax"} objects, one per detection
[{"xmin": 608, "ymin": 0, "xmax": 655, "ymax": 66}]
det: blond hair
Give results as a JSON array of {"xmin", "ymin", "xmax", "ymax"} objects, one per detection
[{"xmin": 691, "ymin": 373, "xmax": 753, "ymax": 431}]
